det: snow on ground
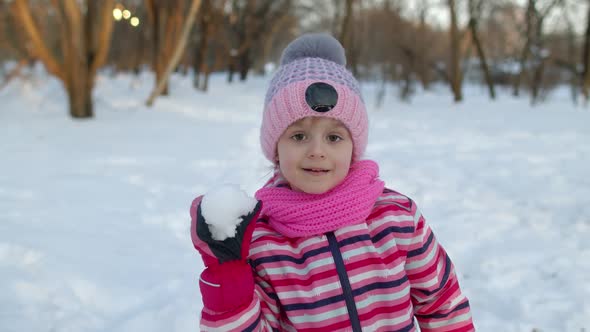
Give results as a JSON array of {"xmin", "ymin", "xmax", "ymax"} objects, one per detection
[{"xmin": 0, "ymin": 67, "xmax": 589, "ymax": 332}]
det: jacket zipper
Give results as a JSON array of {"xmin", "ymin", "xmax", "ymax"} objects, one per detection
[{"xmin": 327, "ymin": 232, "xmax": 362, "ymax": 332}]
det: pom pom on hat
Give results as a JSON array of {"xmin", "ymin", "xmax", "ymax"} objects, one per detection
[
  {"xmin": 260, "ymin": 33, "xmax": 368, "ymax": 163},
  {"xmin": 280, "ymin": 33, "xmax": 346, "ymax": 67}
]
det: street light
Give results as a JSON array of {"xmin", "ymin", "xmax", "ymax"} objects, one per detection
[{"xmin": 113, "ymin": 8, "xmax": 123, "ymax": 21}]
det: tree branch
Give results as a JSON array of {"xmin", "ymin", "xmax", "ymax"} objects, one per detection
[
  {"xmin": 13, "ymin": 0, "xmax": 65, "ymax": 81},
  {"xmin": 90, "ymin": 0, "xmax": 115, "ymax": 78},
  {"xmin": 146, "ymin": 0, "xmax": 202, "ymax": 106}
]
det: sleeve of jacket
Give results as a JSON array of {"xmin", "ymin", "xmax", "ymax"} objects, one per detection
[
  {"xmin": 404, "ymin": 200, "xmax": 475, "ymax": 332},
  {"xmin": 189, "ymin": 197, "xmax": 281, "ymax": 331},
  {"xmin": 199, "ymin": 280, "xmax": 281, "ymax": 332},
  {"xmin": 197, "ymin": 239, "xmax": 282, "ymax": 331}
]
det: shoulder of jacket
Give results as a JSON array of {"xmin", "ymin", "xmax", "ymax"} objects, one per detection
[
  {"xmin": 374, "ymin": 187, "xmax": 415, "ymax": 213},
  {"xmin": 251, "ymin": 216, "xmax": 281, "ymax": 242}
]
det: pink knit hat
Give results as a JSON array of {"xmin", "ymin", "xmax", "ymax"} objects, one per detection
[{"xmin": 260, "ymin": 33, "xmax": 368, "ymax": 162}]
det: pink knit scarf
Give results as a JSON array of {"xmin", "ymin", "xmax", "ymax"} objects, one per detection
[{"xmin": 254, "ymin": 160, "xmax": 385, "ymax": 238}]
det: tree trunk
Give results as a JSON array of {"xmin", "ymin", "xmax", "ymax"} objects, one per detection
[
  {"xmin": 88, "ymin": 0, "xmax": 114, "ymax": 80},
  {"xmin": 146, "ymin": 1, "xmax": 187, "ymax": 96},
  {"xmin": 14, "ymin": 0, "xmax": 113, "ymax": 118},
  {"xmin": 563, "ymin": 4, "xmax": 579, "ymax": 104},
  {"xmin": 13, "ymin": 0, "xmax": 65, "ymax": 81},
  {"xmin": 6, "ymin": 4, "xmax": 31, "ymax": 60},
  {"xmin": 416, "ymin": 4, "xmax": 432, "ymax": 90},
  {"xmin": 68, "ymin": 76, "xmax": 93, "ymax": 118},
  {"xmin": 514, "ymin": 0, "xmax": 535, "ymax": 97},
  {"xmin": 194, "ymin": 0, "xmax": 211, "ymax": 88},
  {"xmin": 468, "ymin": 1, "xmax": 495, "ymax": 100},
  {"xmin": 204, "ymin": 41, "xmax": 226, "ymax": 91},
  {"xmin": 146, "ymin": 0, "xmax": 202, "ymax": 106},
  {"xmin": 582, "ymin": 3, "xmax": 590, "ymax": 100},
  {"xmin": 340, "ymin": 0, "xmax": 355, "ymax": 75},
  {"xmin": 530, "ymin": 57, "xmax": 546, "ymax": 104},
  {"xmin": 332, "ymin": 0, "xmax": 343, "ymax": 36},
  {"xmin": 399, "ymin": 59, "xmax": 414, "ymax": 101},
  {"xmin": 154, "ymin": 5, "xmax": 168, "ymax": 95},
  {"xmin": 530, "ymin": 12, "xmax": 549, "ymax": 105},
  {"xmin": 202, "ymin": 70, "xmax": 211, "ymax": 91},
  {"xmin": 239, "ymin": 48, "xmax": 250, "ymax": 81},
  {"xmin": 133, "ymin": 28, "xmax": 145, "ymax": 74},
  {"xmin": 448, "ymin": 0, "xmax": 463, "ymax": 102},
  {"xmin": 64, "ymin": 0, "xmax": 92, "ymax": 118},
  {"xmin": 258, "ymin": 14, "xmax": 290, "ymax": 75},
  {"xmin": 228, "ymin": 55, "xmax": 236, "ymax": 83}
]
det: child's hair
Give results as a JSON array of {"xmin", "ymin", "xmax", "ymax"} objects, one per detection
[{"xmin": 260, "ymin": 33, "xmax": 369, "ymax": 163}]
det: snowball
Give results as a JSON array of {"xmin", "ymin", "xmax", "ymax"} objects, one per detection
[{"xmin": 200, "ymin": 184, "xmax": 258, "ymax": 241}]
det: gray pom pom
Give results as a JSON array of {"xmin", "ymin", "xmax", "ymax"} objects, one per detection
[{"xmin": 280, "ymin": 33, "xmax": 346, "ymax": 66}]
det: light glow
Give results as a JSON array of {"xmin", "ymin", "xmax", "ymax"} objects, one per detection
[
  {"xmin": 123, "ymin": 10, "xmax": 131, "ymax": 20},
  {"xmin": 130, "ymin": 17, "xmax": 140, "ymax": 27},
  {"xmin": 113, "ymin": 8, "xmax": 123, "ymax": 21}
]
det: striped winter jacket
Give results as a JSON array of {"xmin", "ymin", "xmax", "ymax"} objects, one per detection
[{"xmin": 200, "ymin": 189, "xmax": 475, "ymax": 331}]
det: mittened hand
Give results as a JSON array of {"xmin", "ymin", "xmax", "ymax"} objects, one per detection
[
  {"xmin": 190, "ymin": 186, "xmax": 262, "ymax": 267},
  {"xmin": 196, "ymin": 200, "xmax": 262, "ymax": 266},
  {"xmin": 190, "ymin": 188, "xmax": 263, "ymax": 312}
]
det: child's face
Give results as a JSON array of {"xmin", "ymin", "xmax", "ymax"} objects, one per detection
[{"xmin": 276, "ymin": 117, "xmax": 353, "ymax": 194}]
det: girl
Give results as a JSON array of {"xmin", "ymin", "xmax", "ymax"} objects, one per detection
[{"xmin": 190, "ymin": 33, "xmax": 475, "ymax": 331}]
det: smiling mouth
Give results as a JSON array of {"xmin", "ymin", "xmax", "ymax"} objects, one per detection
[{"xmin": 302, "ymin": 168, "xmax": 330, "ymax": 173}]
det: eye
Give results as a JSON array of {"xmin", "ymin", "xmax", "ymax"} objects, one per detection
[
  {"xmin": 327, "ymin": 134, "xmax": 343, "ymax": 142},
  {"xmin": 291, "ymin": 133, "xmax": 306, "ymax": 141}
]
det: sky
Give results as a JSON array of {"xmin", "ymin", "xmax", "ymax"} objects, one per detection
[{"xmin": 399, "ymin": 0, "xmax": 588, "ymax": 34}]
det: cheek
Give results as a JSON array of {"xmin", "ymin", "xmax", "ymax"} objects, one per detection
[
  {"xmin": 336, "ymin": 158, "xmax": 352, "ymax": 178},
  {"xmin": 337, "ymin": 143, "xmax": 354, "ymax": 168},
  {"xmin": 276, "ymin": 143, "xmax": 296, "ymax": 171},
  {"xmin": 277, "ymin": 155, "xmax": 300, "ymax": 186}
]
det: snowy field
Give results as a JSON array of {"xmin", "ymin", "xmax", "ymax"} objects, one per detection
[{"xmin": 1, "ymin": 67, "xmax": 589, "ymax": 332}]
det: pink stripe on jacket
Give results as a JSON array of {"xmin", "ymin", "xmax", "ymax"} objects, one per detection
[{"xmin": 196, "ymin": 189, "xmax": 475, "ymax": 331}]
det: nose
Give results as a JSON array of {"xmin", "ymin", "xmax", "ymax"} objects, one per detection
[{"xmin": 307, "ymin": 138, "xmax": 326, "ymax": 159}]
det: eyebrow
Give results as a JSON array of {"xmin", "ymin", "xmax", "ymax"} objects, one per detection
[{"xmin": 329, "ymin": 124, "xmax": 348, "ymax": 131}]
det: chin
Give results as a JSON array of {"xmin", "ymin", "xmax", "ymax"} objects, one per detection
[
  {"xmin": 298, "ymin": 184, "xmax": 334, "ymax": 195},
  {"xmin": 303, "ymin": 188, "xmax": 328, "ymax": 195}
]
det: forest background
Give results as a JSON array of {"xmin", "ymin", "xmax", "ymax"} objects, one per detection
[{"xmin": 2, "ymin": 0, "xmax": 590, "ymax": 118}]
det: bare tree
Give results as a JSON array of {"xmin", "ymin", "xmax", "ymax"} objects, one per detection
[
  {"xmin": 331, "ymin": 0, "xmax": 343, "ymax": 35},
  {"xmin": 513, "ymin": 0, "xmax": 561, "ymax": 102},
  {"xmin": 145, "ymin": 0, "xmax": 187, "ymax": 96},
  {"xmin": 582, "ymin": 0, "xmax": 590, "ymax": 100},
  {"xmin": 339, "ymin": 0, "xmax": 353, "ymax": 43},
  {"xmin": 448, "ymin": 0, "xmax": 464, "ymax": 102},
  {"xmin": 146, "ymin": 0, "xmax": 202, "ymax": 106},
  {"xmin": 513, "ymin": 0, "xmax": 535, "ymax": 96},
  {"xmin": 469, "ymin": 0, "xmax": 496, "ymax": 99},
  {"xmin": 193, "ymin": 0, "xmax": 213, "ymax": 90},
  {"xmin": 339, "ymin": 0, "xmax": 357, "ymax": 76},
  {"xmin": 1, "ymin": 2, "xmax": 28, "ymax": 61},
  {"xmin": 355, "ymin": 0, "xmax": 449, "ymax": 101},
  {"xmin": 1, "ymin": 1, "xmax": 34, "ymax": 89},
  {"xmin": 531, "ymin": 0, "xmax": 561, "ymax": 103},
  {"xmin": 550, "ymin": 0, "xmax": 581, "ymax": 104},
  {"xmin": 256, "ymin": 12, "xmax": 296, "ymax": 74},
  {"xmin": 225, "ymin": 0, "xmax": 293, "ymax": 83},
  {"xmin": 415, "ymin": 0, "xmax": 435, "ymax": 90},
  {"xmin": 193, "ymin": 0, "xmax": 239, "ymax": 91},
  {"xmin": 13, "ymin": 0, "xmax": 114, "ymax": 118},
  {"xmin": 226, "ymin": 0, "xmax": 256, "ymax": 83}
]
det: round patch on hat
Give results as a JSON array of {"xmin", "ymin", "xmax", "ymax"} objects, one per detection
[{"xmin": 305, "ymin": 82, "xmax": 338, "ymax": 113}]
